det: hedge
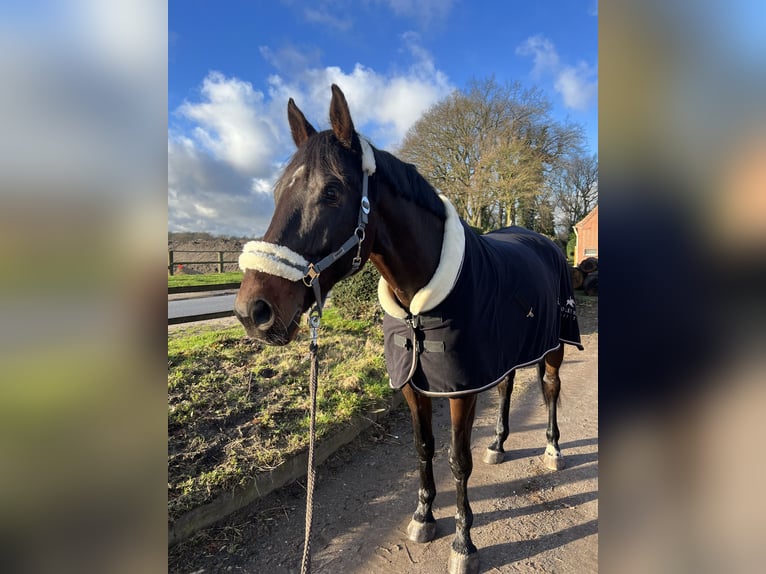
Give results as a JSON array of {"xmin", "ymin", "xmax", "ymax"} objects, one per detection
[{"xmin": 330, "ymin": 261, "xmax": 382, "ymax": 321}]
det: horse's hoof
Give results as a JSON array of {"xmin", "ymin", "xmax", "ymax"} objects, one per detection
[
  {"xmin": 407, "ymin": 519, "xmax": 436, "ymax": 543},
  {"xmin": 448, "ymin": 549, "xmax": 480, "ymax": 574},
  {"xmin": 542, "ymin": 445, "xmax": 565, "ymax": 470},
  {"xmin": 483, "ymin": 448, "xmax": 504, "ymax": 465}
]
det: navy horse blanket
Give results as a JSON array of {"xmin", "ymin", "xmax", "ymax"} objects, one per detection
[{"xmin": 379, "ymin": 216, "xmax": 583, "ymax": 397}]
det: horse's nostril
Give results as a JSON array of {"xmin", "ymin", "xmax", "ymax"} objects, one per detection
[{"xmin": 251, "ymin": 299, "xmax": 274, "ymax": 328}]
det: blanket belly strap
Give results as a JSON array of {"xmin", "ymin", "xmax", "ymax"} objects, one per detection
[{"xmin": 392, "ymin": 334, "xmax": 445, "ymax": 353}]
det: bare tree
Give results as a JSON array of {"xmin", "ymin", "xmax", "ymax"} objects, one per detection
[
  {"xmin": 551, "ymin": 152, "xmax": 598, "ymax": 237},
  {"xmin": 398, "ymin": 77, "xmax": 584, "ymax": 234}
]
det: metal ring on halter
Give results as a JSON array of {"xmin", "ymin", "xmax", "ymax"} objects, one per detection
[
  {"xmin": 354, "ymin": 226, "xmax": 366, "ymax": 242},
  {"xmin": 361, "ymin": 196, "xmax": 371, "ymax": 214},
  {"xmin": 302, "ymin": 264, "xmax": 320, "ymax": 287},
  {"xmin": 308, "ymin": 310, "xmax": 321, "ymax": 344}
]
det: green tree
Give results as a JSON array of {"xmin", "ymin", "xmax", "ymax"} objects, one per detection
[{"xmin": 398, "ymin": 77, "xmax": 583, "ymax": 233}]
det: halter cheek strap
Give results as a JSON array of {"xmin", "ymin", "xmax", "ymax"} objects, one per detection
[
  {"xmin": 301, "ymin": 174, "xmax": 371, "ymax": 289},
  {"xmin": 239, "ymin": 134, "xmax": 376, "ymax": 317}
]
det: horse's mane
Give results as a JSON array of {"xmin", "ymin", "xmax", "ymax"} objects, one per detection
[{"xmin": 372, "ymin": 147, "xmax": 447, "ymax": 220}]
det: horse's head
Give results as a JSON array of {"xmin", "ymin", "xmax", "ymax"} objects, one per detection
[{"xmin": 234, "ymin": 85, "xmax": 376, "ymax": 344}]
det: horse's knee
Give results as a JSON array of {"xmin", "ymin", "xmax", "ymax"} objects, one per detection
[
  {"xmin": 449, "ymin": 447, "xmax": 473, "ymax": 480},
  {"xmin": 542, "ymin": 372, "xmax": 560, "ymax": 389},
  {"xmin": 415, "ymin": 437, "xmax": 434, "ymax": 460}
]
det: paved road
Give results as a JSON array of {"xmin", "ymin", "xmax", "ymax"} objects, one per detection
[{"xmin": 168, "ymin": 291, "xmax": 237, "ymax": 320}]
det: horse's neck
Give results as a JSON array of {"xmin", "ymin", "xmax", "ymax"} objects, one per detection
[{"xmin": 369, "ymin": 189, "xmax": 444, "ymax": 310}]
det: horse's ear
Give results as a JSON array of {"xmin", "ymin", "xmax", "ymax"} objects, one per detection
[
  {"xmin": 287, "ymin": 98, "xmax": 317, "ymax": 148},
  {"xmin": 329, "ymin": 84, "xmax": 358, "ymax": 149}
]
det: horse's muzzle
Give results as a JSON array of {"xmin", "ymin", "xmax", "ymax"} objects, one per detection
[
  {"xmin": 234, "ymin": 297, "xmax": 277, "ymax": 340},
  {"xmin": 234, "ymin": 296, "xmax": 301, "ymax": 345},
  {"xmin": 235, "ymin": 298, "xmax": 275, "ymax": 330}
]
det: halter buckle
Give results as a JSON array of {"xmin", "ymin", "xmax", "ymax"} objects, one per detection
[{"xmin": 303, "ymin": 264, "xmax": 320, "ymax": 286}]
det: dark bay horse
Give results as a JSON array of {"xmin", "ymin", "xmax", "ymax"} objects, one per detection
[{"xmin": 234, "ymin": 85, "xmax": 583, "ymax": 574}]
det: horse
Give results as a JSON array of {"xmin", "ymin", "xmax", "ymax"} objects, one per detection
[{"xmin": 234, "ymin": 85, "xmax": 583, "ymax": 574}]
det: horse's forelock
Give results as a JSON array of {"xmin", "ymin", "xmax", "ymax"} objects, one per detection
[
  {"xmin": 301, "ymin": 132, "xmax": 359, "ymax": 190},
  {"xmin": 273, "ymin": 131, "xmax": 357, "ymax": 207}
]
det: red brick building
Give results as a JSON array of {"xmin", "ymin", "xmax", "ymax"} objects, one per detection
[{"xmin": 573, "ymin": 205, "xmax": 598, "ymax": 265}]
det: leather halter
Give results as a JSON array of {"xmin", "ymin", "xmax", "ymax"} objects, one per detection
[
  {"xmin": 238, "ymin": 166, "xmax": 372, "ymax": 318},
  {"xmin": 302, "ymin": 171, "xmax": 371, "ymax": 316}
]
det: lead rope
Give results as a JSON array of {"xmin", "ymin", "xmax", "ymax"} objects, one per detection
[{"xmin": 300, "ymin": 309, "xmax": 321, "ymax": 574}]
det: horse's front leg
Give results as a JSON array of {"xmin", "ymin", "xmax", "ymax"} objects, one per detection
[
  {"xmin": 540, "ymin": 345, "xmax": 566, "ymax": 470},
  {"xmin": 401, "ymin": 383, "xmax": 437, "ymax": 543},
  {"xmin": 484, "ymin": 372, "xmax": 515, "ymax": 464},
  {"xmin": 448, "ymin": 394, "xmax": 479, "ymax": 574}
]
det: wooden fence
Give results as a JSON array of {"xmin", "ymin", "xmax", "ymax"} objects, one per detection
[{"xmin": 168, "ymin": 250, "xmax": 241, "ymax": 275}]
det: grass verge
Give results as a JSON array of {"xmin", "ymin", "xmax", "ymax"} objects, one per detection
[
  {"xmin": 168, "ymin": 271, "xmax": 244, "ymax": 289},
  {"xmin": 168, "ymin": 306, "xmax": 390, "ymax": 522}
]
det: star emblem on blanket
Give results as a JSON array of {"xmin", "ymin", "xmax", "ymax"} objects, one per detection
[{"xmin": 566, "ymin": 297, "xmax": 576, "ymax": 308}]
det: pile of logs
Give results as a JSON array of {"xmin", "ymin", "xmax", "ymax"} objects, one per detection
[{"xmin": 570, "ymin": 257, "xmax": 598, "ymax": 296}]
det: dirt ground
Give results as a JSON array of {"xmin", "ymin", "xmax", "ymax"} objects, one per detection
[{"xmin": 169, "ymin": 297, "xmax": 597, "ymax": 573}]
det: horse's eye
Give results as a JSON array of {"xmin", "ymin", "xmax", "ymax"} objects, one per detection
[{"xmin": 321, "ymin": 187, "xmax": 340, "ymax": 205}]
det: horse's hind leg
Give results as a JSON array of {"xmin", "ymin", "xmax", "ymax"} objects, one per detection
[
  {"xmin": 401, "ymin": 383, "xmax": 437, "ymax": 543},
  {"xmin": 448, "ymin": 395, "xmax": 480, "ymax": 574},
  {"xmin": 484, "ymin": 372, "xmax": 516, "ymax": 464},
  {"xmin": 540, "ymin": 345, "xmax": 566, "ymax": 470}
]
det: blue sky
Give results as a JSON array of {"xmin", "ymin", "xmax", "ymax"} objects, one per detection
[{"xmin": 169, "ymin": 0, "xmax": 598, "ymax": 237}]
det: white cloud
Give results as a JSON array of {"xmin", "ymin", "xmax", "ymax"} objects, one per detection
[
  {"xmin": 168, "ymin": 135, "xmax": 277, "ymax": 237},
  {"xmin": 259, "ymin": 44, "xmax": 323, "ymax": 76},
  {"xmin": 555, "ymin": 62, "xmax": 598, "ymax": 111},
  {"xmin": 266, "ymin": 35, "xmax": 452, "ymax": 146},
  {"xmin": 177, "ymin": 72, "xmax": 283, "ymax": 176},
  {"xmin": 303, "ymin": 7, "xmax": 352, "ymax": 30},
  {"xmin": 169, "ymin": 37, "xmax": 453, "ymax": 235},
  {"xmin": 193, "ymin": 203, "xmax": 218, "ymax": 218},
  {"xmin": 516, "ymin": 35, "xmax": 597, "ymax": 112},
  {"xmin": 516, "ymin": 35, "xmax": 560, "ymax": 78}
]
